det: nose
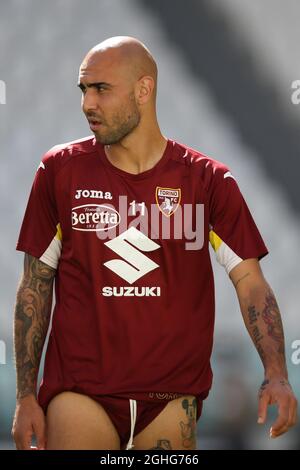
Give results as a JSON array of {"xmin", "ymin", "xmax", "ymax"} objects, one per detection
[{"xmin": 82, "ymin": 88, "xmax": 99, "ymax": 114}]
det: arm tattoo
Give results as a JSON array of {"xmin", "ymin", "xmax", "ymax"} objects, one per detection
[
  {"xmin": 248, "ymin": 305, "xmax": 260, "ymax": 325},
  {"xmin": 246, "ymin": 288, "xmax": 286, "ymax": 373},
  {"xmin": 14, "ymin": 254, "xmax": 55, "ymax": 399},
  {"xmin": 258, "ymin": 379, "xmax": 269, "ymax": 398},
  {"xmin": 262, "ymin": 290, "xmax": 284, "ymax": 344},
  {"xmin": 279, "ymin": 379, "xmax": 290, "ymax": 387},
  {"xmin": 234, "ymin": 272, "xmax": 250, "ymax": 288},
  {"xmin": 259, "ymin": 378, "xmax": 291, "ymax": 399},
  {"xmin": 247, "ymin": 306, "xmax": 265, "ymax": 361}
]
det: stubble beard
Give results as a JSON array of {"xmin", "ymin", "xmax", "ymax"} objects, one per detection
[{"xmin": 95, "ymin": 97, "xmax": 141, "ymax": 145}]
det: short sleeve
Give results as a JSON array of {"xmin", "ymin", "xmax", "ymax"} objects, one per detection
[
  {"xmin": 16, "ymin": 151, "xmax": 62, "ymax": 269},
  {"xmin": 208, "ymin": 166, "xmax": 268, "ymax": 274}
]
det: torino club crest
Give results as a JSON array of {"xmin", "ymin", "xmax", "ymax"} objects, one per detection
[{"xmin": 155, "ymin": 187, "xmax": 181, "ymax": 217}]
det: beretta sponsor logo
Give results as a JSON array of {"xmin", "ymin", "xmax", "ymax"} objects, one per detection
[{"xmin": 72, "ymin": 204, "xmax": 120, "ymax": 232}]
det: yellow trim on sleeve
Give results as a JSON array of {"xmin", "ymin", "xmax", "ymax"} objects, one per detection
[
  {"xmin": 55, "ymin": 223, "xmax": 62, "ymax": 241},
  {"xmin": 209, "ymin": 229, "xmax": 222, "ymax": 252}
]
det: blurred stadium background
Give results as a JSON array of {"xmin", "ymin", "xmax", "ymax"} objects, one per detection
[{"xmin": 0, "ymin": 0, "xmax": 300, "ymax": 450}]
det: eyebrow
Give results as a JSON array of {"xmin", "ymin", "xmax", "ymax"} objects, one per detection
[{"xmin": 77, "ymin": 81, "xmax": 111, "ymax": 90}]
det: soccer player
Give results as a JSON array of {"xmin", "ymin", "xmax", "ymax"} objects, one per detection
[{"xmin": 12, "ymin": 36, "xmax": 297, "ymax": 450}]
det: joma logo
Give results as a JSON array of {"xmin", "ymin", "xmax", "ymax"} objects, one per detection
[{"xmin": 75, "ymin": 189, "xmax": 113, "ymax": 200}]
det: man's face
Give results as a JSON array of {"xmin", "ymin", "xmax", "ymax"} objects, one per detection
[{"xmin": 78, "ymin": 53, "xmax": 140, "ymax": 144}]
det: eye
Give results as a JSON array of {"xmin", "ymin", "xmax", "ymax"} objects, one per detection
[
  {"xmin": 96, "ymin": 85, "xmax": 105, "ymax": 93},
  {"xmin": 78, "ymin": 85, "xmax": 86, "ymax": 94}
]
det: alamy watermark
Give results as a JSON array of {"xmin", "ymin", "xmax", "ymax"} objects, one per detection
[
  {"xmin": 0, "ymin": 340, "xmax": 6, "ymax": 364},
  {"xmin": 72, "ymin": 195, "xmax": 205, "ymax": 250},
  {"xmin": 291, "ymin": 80, "xmax": 300, "ymax": 105},
  {"xmin": 0, "ymin": 80, "xmax": 6, "ymax": 104},
  {"xmin": 291, "ymin": 339, "xmax": 300, "ymax": 365}
]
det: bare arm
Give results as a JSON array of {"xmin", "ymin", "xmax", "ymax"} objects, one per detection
[
  {"xmin": 14, "ymin": 253, "xmax": 55, "ymax": 398},
  {"xmin": 12, "ymin": 253, "xmax": 56, "ymax": 449},
  {"xmin": 230, "ymin": 258, "xmax": 297, "ymax": 438}
]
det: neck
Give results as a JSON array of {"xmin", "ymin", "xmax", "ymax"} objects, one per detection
[{"xmin": 103, "ymin": 117, "xmax": 167, "ymax": 174}]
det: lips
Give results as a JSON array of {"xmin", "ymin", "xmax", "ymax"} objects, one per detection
[
  {"xmin": 88, "ymin": 119, "xmax": 102, "ymax": 131},
  {"xmin": 86, "ymin": 114, "xmax": 102, "ymax": 131}
]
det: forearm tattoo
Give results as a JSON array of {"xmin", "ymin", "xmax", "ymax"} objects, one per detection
[
  {"xmin": 246, "ymin": 288, "xmax": 286, "ymax": 370},
  {"xmin": 14, "ymin": 254, "xmax": 55, "ymax": 399},
  {"xmin": 262, "ymin": 290, "xmax": 284, "ymax": 345}
]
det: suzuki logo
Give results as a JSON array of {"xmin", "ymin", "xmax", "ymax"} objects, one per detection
[{"xmin": 103, "ymin": 227, "xmax": 160, "ymax": 284}]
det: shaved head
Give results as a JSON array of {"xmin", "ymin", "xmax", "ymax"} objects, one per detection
[
  {"xmin": 78, "ymin": 37, "xmax": 158, "ymax": 145},
  {"xmin": 84, "ymin": 36, "xmax": 157, "ymax": 93}
]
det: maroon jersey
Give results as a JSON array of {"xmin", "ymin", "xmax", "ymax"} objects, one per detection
[{"xmin": 16, "ymin": 136, "xmax": 268, "ymax": 410}]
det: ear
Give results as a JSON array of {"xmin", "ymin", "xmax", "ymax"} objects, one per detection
[{"xmin": 136, "ymin": 76, "xmax": 155, "ymax": 105}]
